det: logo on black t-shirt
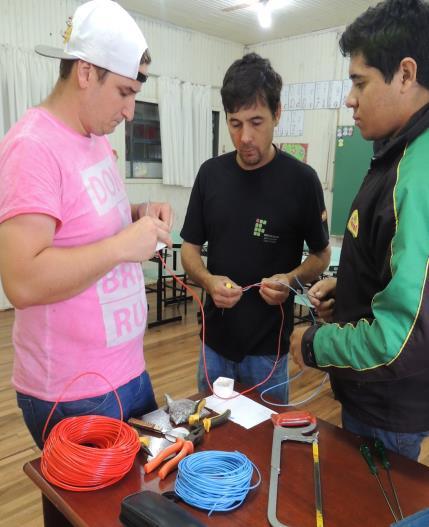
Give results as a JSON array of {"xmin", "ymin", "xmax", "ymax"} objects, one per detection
[
  {"xmin": 252, "ymin": 218, "xmax": 279, "ymax": 244},
  {"xmin": 253, "ymin": 218, "xmax": 267, "ymax": 237}
]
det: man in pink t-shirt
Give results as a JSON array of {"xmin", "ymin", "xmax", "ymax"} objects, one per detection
[{"xmin": 0, "ymin": 0, "xmax": 172, "ymax": 449}]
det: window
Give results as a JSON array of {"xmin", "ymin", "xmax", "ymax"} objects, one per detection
[
  {"xmin": 126, "ymin": 103, "xmax": 220, "ymax": 180},
  {"xmin": 126, "ymin": 101, "xmax": 162, "ymax": 179}
]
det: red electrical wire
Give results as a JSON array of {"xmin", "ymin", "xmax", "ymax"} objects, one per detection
[
  {"xmin": 40, "ymin": 372, "xmax": 140, "ymax": 491},
  {"xmin": 157, "ymin": 251, "xmax": 285, "ymax": 401}
]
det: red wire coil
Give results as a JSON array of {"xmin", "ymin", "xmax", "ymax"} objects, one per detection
[{"xmin": 41, "ymin": 415, "xmax": 140, "ymax": 491}]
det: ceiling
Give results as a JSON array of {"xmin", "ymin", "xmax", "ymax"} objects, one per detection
[{"xmin": 119, "ymin": 0, "xmax": 380, "ymax": 46}]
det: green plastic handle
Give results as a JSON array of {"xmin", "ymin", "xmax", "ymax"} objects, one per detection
[
  {"xmin": 374, "ymin": 439, "xmax": 391, "ymax": 470},
  {"xmin": 360, "ymin": 444, "xmax": 378, "ymax": 475}
]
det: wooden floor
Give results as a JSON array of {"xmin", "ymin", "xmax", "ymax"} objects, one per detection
[{"xmin": 1, "ymin": 297, "xmax": 428, "ymax": 526}]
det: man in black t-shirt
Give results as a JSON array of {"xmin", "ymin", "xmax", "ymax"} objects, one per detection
[{"xmin": 181, "ymin": 53, "xmax": 330, "ymax": 403}]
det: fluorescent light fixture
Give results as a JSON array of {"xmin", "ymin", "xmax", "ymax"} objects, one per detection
[{"xmin": 257, "ymin": 2, "xmax": 272, "ymax": 28}]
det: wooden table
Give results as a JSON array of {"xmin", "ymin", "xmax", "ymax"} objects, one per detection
[{"xmin": 24, "ymin": 396, "xmax": 429, "ymax": 527}]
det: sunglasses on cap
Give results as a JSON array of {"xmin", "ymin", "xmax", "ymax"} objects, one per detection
[{"xmin": 137, "ymin": 72, "xmax": 148, "ymax": 83}]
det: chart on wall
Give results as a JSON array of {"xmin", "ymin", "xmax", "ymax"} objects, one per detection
[
  {"xmin": 331, "ymin": 126, "xmax": 373, "ymax": 236},
  {"xmin": 280, "ymin": 143, "xmax": 308, "ymax": 163}
]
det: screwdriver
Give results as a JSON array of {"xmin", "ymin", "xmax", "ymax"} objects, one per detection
[
  {"xmin": 360, "ymin": 444, "xmax": 398, "ymax": 522},
  {"xmin": 373, "ymin": 439, "xmax": 404, "ymax": 520}
]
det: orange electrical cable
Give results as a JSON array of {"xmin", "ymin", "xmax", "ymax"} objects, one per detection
[
  {"xmin": 40, "ymin": 372, "xmax": 140, "ymax": 491},
  {"xmin": 41, "ymin": 415, "xmax": 140, "ymax": 491}
]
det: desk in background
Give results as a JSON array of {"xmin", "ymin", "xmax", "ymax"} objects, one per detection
[
  {"xmin": 24, "ymin": 390, "xmax": 429, "ymax": 527},
  {"xmin": 146, "ymin": 240, "xmax": 207, "ymax": 328},
  {"xmin": 146, "ymin": 230, "xmax": 196, "ymax": 328},
  {"xmin": 147, "ymin": 243, "xmax": 185, "ymax": 328}
]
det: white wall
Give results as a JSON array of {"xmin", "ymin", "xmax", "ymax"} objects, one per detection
[{"xmin": 247, "ymin": 29, "xmax": 354, "ymax": 223}]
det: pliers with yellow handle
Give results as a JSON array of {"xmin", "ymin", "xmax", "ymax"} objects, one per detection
[
  {"xmin": 138, "ymin": 435, "xmax": 153, "ymax": 457},
  {"xmin": 188, "ymin": 398, "xmax": 231, "ymax": 432}
]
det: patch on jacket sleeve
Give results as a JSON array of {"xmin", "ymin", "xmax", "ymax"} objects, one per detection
[{"xmin": 347, "ymin": 209, "xmax": 359, "ymax": 238}]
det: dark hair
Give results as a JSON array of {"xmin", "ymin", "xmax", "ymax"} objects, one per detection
[
  {"xmin": 141, "ymin": 48, "xmax": 151, "ymax": 66},
  {"xmin": 59, "ymin": 48, "xmax": 152, "ymax": 81},
  {"xmin": 59, "ymin": 59, "xmax": 76, "ymax": 80},
  {"xmin": 339, "ymin": 0, "xmax": 429, "ymax": 88},
  {"xmin": 221, "ymin": 52, "xmax": 282, "ymax": 117}
]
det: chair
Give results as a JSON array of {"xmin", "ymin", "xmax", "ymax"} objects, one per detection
[{"xmin": 144, "ymin": 245, "xmax": 190, "ymax": 328}]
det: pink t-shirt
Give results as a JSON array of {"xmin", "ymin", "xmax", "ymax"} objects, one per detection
[{"xmin": 0, "ymin": 108, "xmax": 147, "ymax": 401}]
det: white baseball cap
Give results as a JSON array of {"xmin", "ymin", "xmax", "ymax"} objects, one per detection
[{"xmin": 35, "ymin": 0, "xmax": 148, "ymax": 82}]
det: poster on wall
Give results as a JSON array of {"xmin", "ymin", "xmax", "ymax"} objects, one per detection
[
  {"xmin": 280, "ymin": 143, "xmax": 308, "ymax": 163},
  {"xmin": 275, "ymin": 110, "xmax": 304, "ymax": 137},
  {"xmin": 281, "ymin": 85, "xmax": 290, "ymax": 110},
  {"xmin": 314, "ymin": 81, "xmax": 329, "ymax": 109},
  {"xmin": 341, "ymin": 79, "xmax": 352, "ymax": 107},
  {"xmin": 328, "ymin": 80, "xmax": 343, "ymax": 108},
  {"xmin": 302, "ymin": 82, "xmax": 316, "ymax": 109},
  {"xmin": 336, "ymin": 125, "xmax": 355, "ymax": 148}
]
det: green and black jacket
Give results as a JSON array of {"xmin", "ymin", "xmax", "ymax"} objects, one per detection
[{"xmin": 302, "ymin": 104, "xmax": 429, "ymax": 432}]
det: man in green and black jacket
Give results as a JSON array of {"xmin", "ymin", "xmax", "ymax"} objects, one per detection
[{"xmin": 290, "ymin": 0, "xmax": 429, "ymax": 460}]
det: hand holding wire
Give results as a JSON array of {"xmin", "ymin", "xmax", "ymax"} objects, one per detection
[
  {"xmin": 259, "ymin": 274, "xmax": 291, "ymax": 305},
  {"xmin": 157, "ymin": 251, "xmax": 327, "ymax": 407},
  {"xmin": 307, "ymin": 277, "xmax": 337, "ymax": 322},
  {"xmin": 206, "ymin": 275, "xmax": 242, "ymax": 309},
  {"xmin": 144, "ymin": 200, "xmax": 174, "ymax": 230}
]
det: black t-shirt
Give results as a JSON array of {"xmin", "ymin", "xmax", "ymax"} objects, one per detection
[{"xmin": 181, "ymin": 147, "xmax": 329, "ymax": 361}]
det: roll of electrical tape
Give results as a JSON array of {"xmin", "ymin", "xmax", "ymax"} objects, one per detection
[{"xmin": 213, "ymin": 377, "xmax": 234, "ymax": 398}]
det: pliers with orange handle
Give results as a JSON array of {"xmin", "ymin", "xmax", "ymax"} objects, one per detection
[{"xmin": 143, "ymin": 425, "xmax": 205, "ymax": 480}]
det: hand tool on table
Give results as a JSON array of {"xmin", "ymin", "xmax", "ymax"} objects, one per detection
[
  {"xmin": 128, "ymin": 417, "xmax": 188, "ymax": 443},
  {"xmin": 373, "ymin": 439, "xmax": 404, "ymax": 520},
  {"xmin": 144, "ymin": 405, "xmax": 230, "ymax": 480},
  {"xmin": 165, "ymin": 394, "xmax": 209, "ymax": 425},
  {"xmin": 360, "ymin": 442, "xmax": 403, "ymax": 522},
  {"xmin": 144, "ymin": 425, "xmax": 205, "ymax": 480},
  {"xmin": 188, "ymin": 397, "xmax": 231, "ymax": 431},
  {"xmin": 140, "ymin": 438, "xmax": 153, "ymax": 457},
  {"xmin": 268, "ymin": 410, "xmax": 323, "ymax": 527}
]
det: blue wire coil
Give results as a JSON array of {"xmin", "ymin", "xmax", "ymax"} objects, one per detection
[{"xmin": 175, "ymin": 450, "xmax": 261, "ymax": 516}]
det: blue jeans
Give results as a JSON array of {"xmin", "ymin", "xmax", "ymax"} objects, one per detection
[
  {"xmin": 198, "ymin": 344, "xmax": 289, "ymax": 403},
  {"xmin": 17, "ymin": 371, "xmax": 157, "ymax": 449},
  {"xmin": 342, "ymin": 408, "xmax": 429, "ymax": 461}
]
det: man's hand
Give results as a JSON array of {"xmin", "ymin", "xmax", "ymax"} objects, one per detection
[
  {"xmin": 136, "ymin": 202, "xmax": 174, "ymax": 230},
  {"xmin": 289, "ymin": 325, "xmax": 310, "ymax": 369},
  {"xmin": 116, "ymin": 216, "xmax": 172, "ymax": 262},
  {"xmin": 308, "ymin": 277, "xmax": 337, "ymax": 322},
  {"xmin": 205, "ymin": 276, "xmax": 242, "ymax": 309},
  {"xmin": 259, "ymin": 273, "xmax": 291, "ymax": 305}
]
